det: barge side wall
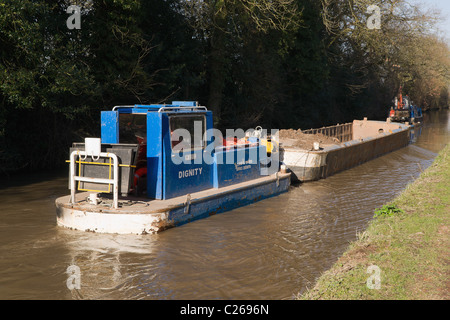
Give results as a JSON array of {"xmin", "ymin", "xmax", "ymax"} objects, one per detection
[
  {"xmin": 322, "ymin": 127, "xmax": 410, "ymax": 179},
  {"xmin": 284, "ymin": 121, "xmax": 411, "ymax": 182}
]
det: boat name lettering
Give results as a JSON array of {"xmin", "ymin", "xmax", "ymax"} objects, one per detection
[
  {"xmin": 236, "ymin": 159, "xmax": 254, "ymax": 165},
  {"xmin": 236, "ymin": 165, "xmax": 251, "ymax": 171},
  {"xmin": 178, "ymin": 167, "xmax": 203, "ymax": 179},
  {"xmin": 235, "ymin": 159, "xmax": 253, "ymax": 171}
]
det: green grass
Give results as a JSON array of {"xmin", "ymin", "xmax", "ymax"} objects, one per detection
[{"xmin": 299, "ymin": 143, "xmax": 450, "ymax": 300}]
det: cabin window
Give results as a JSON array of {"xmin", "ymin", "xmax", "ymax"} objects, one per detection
[
  {"xmin": 119, "ymin": 113, "xmax": 147, "ymax": 144},
  {"xmin": 169, "ymin": 115, "xmax": 206, "ymax": 151}
]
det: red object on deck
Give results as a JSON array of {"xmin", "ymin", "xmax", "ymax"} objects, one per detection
[{"xmin": 134, "ymin": 167, "xmax": 147, "ymax": 188}]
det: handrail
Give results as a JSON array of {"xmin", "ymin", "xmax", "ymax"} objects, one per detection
[
  {"xmin": 158, "ymin": 106, "xmax": 208, "ymax": 113},
  {"xmin": 302, "ymin": 122, "xmax": 353, "ymax": 142},
  {"xmin": 111, "ymin": 105, "xmax": 208, "ymax": 113},
  {"xmin": 112, "ymin": 105, "xmax": 135, "ymax": 111},
  {"xmin": 65, "ymin": 159, "xmax": 135, "ymax": 168},
  {"xmin": 69, "ymin": 151, "xmax": 119, "ymax": 209}
]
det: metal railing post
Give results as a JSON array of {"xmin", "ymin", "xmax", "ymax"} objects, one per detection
[
  {"xmin": 109, "ymin": 152, "xmax": 119, "ymax": 209},
  {"xmin": 70, "ymin": 151, "xmax": 77, "ymax": 204}
]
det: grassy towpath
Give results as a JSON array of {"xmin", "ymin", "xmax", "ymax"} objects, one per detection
[{"xmin": 299, "ymin": 143, "xmax": 449, "ymax": 300}]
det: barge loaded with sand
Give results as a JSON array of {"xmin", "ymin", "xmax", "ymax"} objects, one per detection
[
  {"xmin": 279, "ymin": 118, "xmax": 412, "ymax": 182},
  {"xmin": 55, "ymin": 101, "xmax": 290, "ymax": 235}
]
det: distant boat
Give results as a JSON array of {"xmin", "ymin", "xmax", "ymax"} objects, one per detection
[{"xmin": 388, "ymin": 86, "xmax": 423, "ymax": 124}]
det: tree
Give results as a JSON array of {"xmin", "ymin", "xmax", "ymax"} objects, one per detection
[
  {"xmin": 182, "ymin": 0, "xmax": 300, "ymax": 125},
  {"xmin": 319, "ymin": 0, "xmax": 449, "ymax": 118},
  {"xmin": 0, "ymin": 0, "xmax": 160, "ymax": 173},
  {"xmin": 0, "ymin": 0, "xmax": 100, "ymax": 172}
]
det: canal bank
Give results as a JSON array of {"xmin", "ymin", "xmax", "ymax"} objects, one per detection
[{"xmin": 299, "ymin": 143, "xmax": 449, "ymax": 300}]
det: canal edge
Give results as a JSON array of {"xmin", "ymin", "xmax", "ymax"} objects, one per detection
[{"xmin": 297, "ymin": 143, "xmax": 450, "ymax": 300}]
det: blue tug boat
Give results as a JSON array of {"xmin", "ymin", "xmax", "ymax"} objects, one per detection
[{"xmin": 55, "ymin": 101, "xmax": 290, "ymax": 234}]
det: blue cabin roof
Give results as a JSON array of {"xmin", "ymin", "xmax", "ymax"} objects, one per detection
[{"xmin": 111, "ymin": 101, "xmax": 207, "ymax": 114}]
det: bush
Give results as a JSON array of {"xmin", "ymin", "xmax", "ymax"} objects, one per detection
[{"xmin": 373, "ymin": 204, "xmax": 404, "ymax": 218}]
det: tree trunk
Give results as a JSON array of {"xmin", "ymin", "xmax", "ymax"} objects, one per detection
[{"xmin": 207, "ymin": 27, "xmax": 227, "ymax": 124}]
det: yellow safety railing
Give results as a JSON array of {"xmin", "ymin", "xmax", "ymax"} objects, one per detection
[
  {"xmin": 66, "ymin": 159, "xmax": 136, "ymax": 193},
  {"xmin": 68, "ymin": 151, "xmax": 134, "ymax": 209}
]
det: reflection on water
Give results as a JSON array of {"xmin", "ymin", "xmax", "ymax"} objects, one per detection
[{"xmin": 0, "ymin": 110, "xmax": 448, "ymax": 300}]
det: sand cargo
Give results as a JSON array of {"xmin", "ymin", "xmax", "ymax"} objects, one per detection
[{"xmin": 279, "ymin": 118, "xmax": 411, "ymax": 182}]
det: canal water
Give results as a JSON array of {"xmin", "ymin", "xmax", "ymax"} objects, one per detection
[{"xmin": 0, "ymin": 110, "xmax": 448, "ymax": 300}]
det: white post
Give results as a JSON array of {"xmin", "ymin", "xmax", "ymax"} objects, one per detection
[
  {"xmin": 109, "ymin": 152, "xmax": 119, "ymax": 209},
  {"xmin": 70, "ymin": 151, "xmax": 77, "ymax": 204}
]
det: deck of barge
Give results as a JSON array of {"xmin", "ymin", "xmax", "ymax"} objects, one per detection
[{"xmin": 56, "ymin": 172, "xmax": 291, "ymax": 234}]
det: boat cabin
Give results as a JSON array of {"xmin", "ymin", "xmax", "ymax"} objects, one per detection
[{"xmin": 98, "ymin": 101, "xmax": 267, "ymax": 200}]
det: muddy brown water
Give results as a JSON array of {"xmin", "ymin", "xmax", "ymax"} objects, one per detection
[{"xmin": 0, "ymin": 110, "xmax": 448, "ymax": 300}]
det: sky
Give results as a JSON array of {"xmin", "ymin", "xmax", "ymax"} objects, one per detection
[{"xmin": 413, "ymin": 0, "xmax": 450, "ymax": 43}]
